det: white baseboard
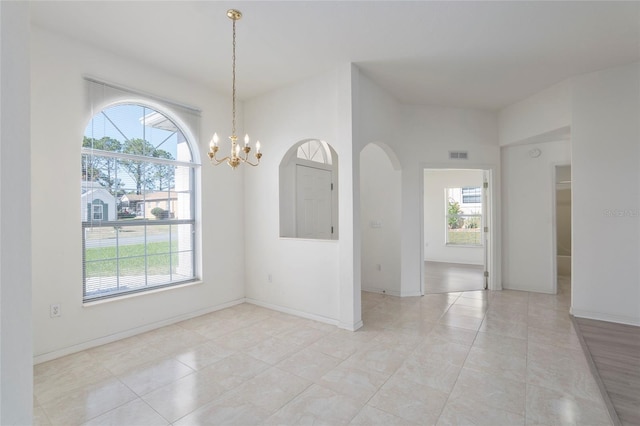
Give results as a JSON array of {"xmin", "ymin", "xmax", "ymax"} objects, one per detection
[
  {"xmin": 245, "ymin": 298, "xmax": 340, "ymax": 327},
  {"xmin": 362, "ymin": 288, "xmax": 422, "ymax": 298},
  {"xmin": 400, "ymin": 291, "xmax": 423, "ymax": 297},
  {"xmin": 362, "ymin": 287, "xmax": 402, "ymax": 297},
  {"xmin": 339, "ymin": 320, "xmax": 363, "ymax": 331},
  {"xmin": 502, "ymin": 283, "xmax": 555, "ymax": 294},
  {"xmin": 570, "ymin": 308, "xmax": 640, "ymax": 327},
  {"xmin": 33, "ymin": 298, "xmax": 245, "ymax": 365},
  {"xmin": 424, "ymin": 259, "xmax": 484, "ymax": 266}
]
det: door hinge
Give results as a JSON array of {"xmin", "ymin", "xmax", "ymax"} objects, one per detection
[
  {"xmin": 483, "ymin": 181, "xmax": 488, "ymax": 189},
  {"xmin": 331, "ymin": 226, "xmax": 334, "ymax": 234},
  {"xmin": 484, "ymin": 271, "xmax": 489, "ymax": 278},
  {"xmin": 331, "ymin": 183, "xmax": 334, "ymax": 190},
  {"xmin": 484, "ymin": 226, "xmax": 488, "ymax": 233}
]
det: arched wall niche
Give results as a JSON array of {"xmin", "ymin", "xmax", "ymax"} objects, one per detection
[
  {"xmin": 279, "ymin": 139, "xmax": 339, "ymax": 240},
  {"xmin": 369, "ymin": 141, "xmax": 401, "ymax": 171}
]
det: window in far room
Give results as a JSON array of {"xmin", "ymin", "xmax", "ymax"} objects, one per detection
[{"xmin": 445, "ymin": 186, "xmax": 483, "ymax": 246}]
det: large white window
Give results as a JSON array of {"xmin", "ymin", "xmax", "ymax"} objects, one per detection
[{"xmin": 82, "ymin": 101, "xmax": 198, "ymax": 302}]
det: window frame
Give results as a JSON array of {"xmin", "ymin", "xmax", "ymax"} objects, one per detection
[{"xmin": 81, "ymin": 101, "xmax": 199, "ymax": 302}]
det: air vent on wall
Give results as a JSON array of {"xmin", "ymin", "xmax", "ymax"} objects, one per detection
[{"xmin": 449, "ymin": 151, "xmax": 468, "ymax": 160}]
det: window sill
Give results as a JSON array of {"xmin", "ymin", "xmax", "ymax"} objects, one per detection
[
  {"xmin": 83, "ymin": 279, "xmax": 203, "ymax": 307},
  {"xmin": 279, "ymin": 237, "xmax": 339, "ymax": 243},
  {"xmin": 445, "ymin": 244, "xmax": 484, "ymax": 248}
]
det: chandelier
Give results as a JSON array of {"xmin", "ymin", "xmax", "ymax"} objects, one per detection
[{"xmin": 208, "ymin": 9, "xmax": 262, "ymax": 168}]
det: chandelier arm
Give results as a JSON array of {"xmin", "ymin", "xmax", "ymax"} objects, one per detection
[
  {"xmin": 238, "ymin": 149, "xmax": 261, "ymax": 166},
  {"xmin": 209, "ymin": 154, "xmax": 231, "ymax": 166}
]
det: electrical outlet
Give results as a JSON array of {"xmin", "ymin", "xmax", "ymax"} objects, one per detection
[{"xmin": 50, "ymin": 304, "xmax": 61, "ymax": 318}]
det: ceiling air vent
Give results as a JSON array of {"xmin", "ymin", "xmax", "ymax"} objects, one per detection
[{"xmin": 449, "ymin": 151, "xmax": 468, "ymax": 160}]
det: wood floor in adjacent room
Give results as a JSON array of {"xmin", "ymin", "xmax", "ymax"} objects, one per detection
[
  {"xmin": 424, "ymin": 261, "xmax": 485, "ymax": 293},
  {"xmin": 33, "ymin": 278, "xmax": 614, "ymax": 425},
  {"xmin": 574, "ymin": 316, "xmax": 640, "ymax": 426}
]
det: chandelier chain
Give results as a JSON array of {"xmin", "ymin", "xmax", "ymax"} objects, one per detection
[{"xmin": 231, "ymin": 17, "xmax": 237, "ymax": 137}]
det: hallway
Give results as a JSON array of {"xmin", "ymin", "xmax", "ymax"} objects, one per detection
[{"xmin": 424, "ymin": 261, "xmax": 485, "ymax": 294}]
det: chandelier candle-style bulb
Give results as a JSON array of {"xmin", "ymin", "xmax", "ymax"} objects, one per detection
[
  {"xmin": 210, "ymin": 133, "xmax": 219, "ymax": 148},
  {"xmin": 208, "ymin": 9, "xmax": 263, "ymax": 169}
]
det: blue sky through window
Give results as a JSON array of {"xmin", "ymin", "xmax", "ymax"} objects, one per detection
[{"xmin": 84, "ymin": 104, "xmax": 180, "ymax": 159}]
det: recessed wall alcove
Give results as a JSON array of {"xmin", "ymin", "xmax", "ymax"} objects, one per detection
[{"xmin": 279, "ymin": 139, "xmax": 339, "ymax": 240}]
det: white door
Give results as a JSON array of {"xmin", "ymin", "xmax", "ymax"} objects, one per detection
[{"xmin": 296, "ymin": 165, "xmax": 332, "ymax": 239}]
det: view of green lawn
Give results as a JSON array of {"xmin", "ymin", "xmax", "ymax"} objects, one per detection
[
  {"xmin": 85, "ymin": 241, "xmax": 179, "ymax": 277},
  {"xmin": 447, "ymin": 229, "xmax": 482, "ymax": 245},
  {"xmin": 84, "ymin": 224, "xmax": 171, "ymax": 241}
]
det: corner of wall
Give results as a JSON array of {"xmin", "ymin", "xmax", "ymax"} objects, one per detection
[{"xmin": 498, "ymin": 79, "xmax": 572, "ymax": 146}]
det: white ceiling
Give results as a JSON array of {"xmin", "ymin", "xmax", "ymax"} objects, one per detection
[{"xmin": 30, "ymin": 1, "xmax": 640, "ymax": 110}]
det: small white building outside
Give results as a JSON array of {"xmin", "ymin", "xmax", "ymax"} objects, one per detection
[{"xmin": 81, "ymin": 181, "xmax": 117, "ymax": 222}]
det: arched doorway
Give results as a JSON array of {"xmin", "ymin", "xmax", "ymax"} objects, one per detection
[{"xmin": 359, "ymin": 142, "xmax": 401, "ymax": 301}]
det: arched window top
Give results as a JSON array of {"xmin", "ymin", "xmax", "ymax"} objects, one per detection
[
  {"xmin": 84, "ymin": 103, "xmax": 194, "ymax": 163},
  {"xmin": 296, "ymin": 139, "xmax": 332, "ymax": 165}
]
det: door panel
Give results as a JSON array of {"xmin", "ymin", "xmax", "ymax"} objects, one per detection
[{"xmin": 296, "ymin": 165, "xmax": 332, "ymax": 239}]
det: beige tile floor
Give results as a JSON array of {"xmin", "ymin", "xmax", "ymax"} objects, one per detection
[{"xmin": 34, "ymin": 278, "xmax": 613, "ymax": 425}]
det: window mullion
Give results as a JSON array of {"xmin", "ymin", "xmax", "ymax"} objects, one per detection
[
  {"xmin": 116, "ymin": 226, "xmax": 121, "ymax": 292},
  {"xmin": 169, "ymin": 223, "xmax": 173, "ymax": 283}
]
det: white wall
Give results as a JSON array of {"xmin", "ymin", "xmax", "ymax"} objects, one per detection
[
  {"xmin": 501, "ymin": 139, "xmax": 571, "ymax": 293},
  {"xmin": 499, "ymin": 80, "xmax": 572, "ymax": 146},
  {"xmin": 571, "ymin": 61, "xmax": 640, "ymax": 325},
  {"xmin": 360, "ymin": 143, "xmax": 401, "ymax": 295},
  {"xmin": 0, "ymin": 2, "xmax": 33, "ymax": 423},
  {"xmin": 31, "ymin": 27, "xmax": 246, "ymax": 360},
  {"xmin": 397, "ymin": 105, "xmax": 501, "ymax": 295},
  {"xmin": 243, "ymin": 64, "xmax": 359, "ymax": 329},
  {"xmin": 423, "ymin": 169, "xmax": 484, "ymax": 265}
]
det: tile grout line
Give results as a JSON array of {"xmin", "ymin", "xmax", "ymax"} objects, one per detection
[{"xmin": 432, "ymin": 297, "xmax": 485, "ymax": 425}]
